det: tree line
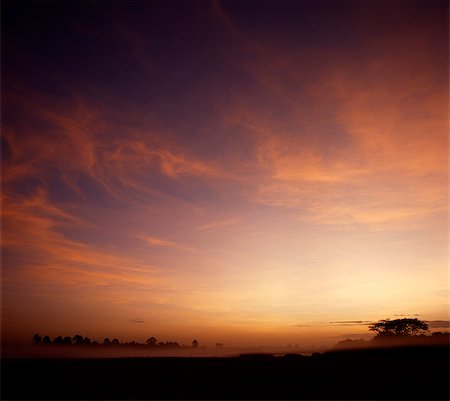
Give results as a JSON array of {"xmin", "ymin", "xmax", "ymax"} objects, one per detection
[{"xmin": 31, "ymin": 334, "xmax": 213, "ymax": 348}]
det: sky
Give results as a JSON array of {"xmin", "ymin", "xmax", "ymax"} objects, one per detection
[{"xmin": 1, "ymin": 0, "xmax": 448, "ymax": 347}]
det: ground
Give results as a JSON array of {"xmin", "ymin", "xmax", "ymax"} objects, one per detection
[{"xmin": 2, "ymin": 345, "xmax": 449, "ymax": 400}]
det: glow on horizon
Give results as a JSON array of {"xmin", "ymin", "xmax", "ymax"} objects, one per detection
[{"xmin": 1, "ymin": 1, "xmax": 448, "ymax": 346}]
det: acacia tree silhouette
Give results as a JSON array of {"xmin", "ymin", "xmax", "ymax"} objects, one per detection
[{"xmin": 369, "ymin": 318, "xmax": 429, "ymax": 337}]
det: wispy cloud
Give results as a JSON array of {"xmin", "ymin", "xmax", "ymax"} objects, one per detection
[
  {"xmin": 138, "ymin": 236, "xmax": 178, "ymax": 248},
  {"xmin": 198, "ymin": 219, "xmax": 239, "ymax": 231},
  {"xmin": 329, "ymin": 321, "xmax": 374, "ymax": 327},
  {"xmin": 2, "ymin": 184, "xmax": 164, "ymax": 290},
  {"xmin": 295, "ymin": 321, "xmax": 374, "ymax": 328},
  {"xmin": 221, "ymin": 46, "xmax": 446, "ymax": 230},
  {"xmin": 137, "ymin": 235, "xmax": 198, "ymax": 254},
  {"xmin": 130, "ymin": 318, "xmax": 146, "ymax": 324}
]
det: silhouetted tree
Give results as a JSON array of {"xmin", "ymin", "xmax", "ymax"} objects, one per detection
[
  {"xmin": 32, "ymin": 333, "xmax": 42, "ymax": 345},
  {"xmin": 146, "ymin": 337, "xmax": 157, "ymax": 346},
  {"xmin": 216, "ymin": 342, "xmax": 224, "ymax": 349},
  {"xmin": 63, "ymin": 336, "xmax": 72, "ymax": 345},
  {"xmin": 83, "ymin": 337, "xmax": 91, "ymax": 345},
  {"xmin": 192, "ymin": 339, "xmax": 199, "ymax": 348},
  {"xmin": 53, "ymin": 336, "xmax": 64, "ymax": 344},
  {"xmin": 73, "ymin": 334, "xmax": 84, "ymax": 345},
  {"xmin": 42, "ymin": 335, "xmax": 51, "ymax": 345},
  {"xmin": 369, "ymin": 318, "xmax": 429, "ymax": 337},
  {"xmin": 103, "ymin": 337, "xmax": 111, "ymax": 345},
  {"xmin": 112, "ymin": 338, "xmax": 119, "ymax": 345}
]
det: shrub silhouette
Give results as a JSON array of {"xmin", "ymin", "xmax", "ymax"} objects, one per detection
[
  {"xmin": 335, "ymin": 338, "xmax": 367, "ymax": 349},
  {"xmin": 159, "ymin": 341, "xmax": 179, "ymax": 348}
]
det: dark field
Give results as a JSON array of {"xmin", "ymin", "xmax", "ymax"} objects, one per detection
[{"xmin": 2, "ymin": 345, "xmax": 449, "ymax": 400}]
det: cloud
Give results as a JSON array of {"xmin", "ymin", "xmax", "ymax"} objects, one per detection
[
  {"xmin": 2, "ymin": 84, "xmax": 240, "ymax": 249},
  {"xmin": 137, "ymin": 235, "xmax": 198, "ymax": 254},
  {"xmin": 217, "ymin": 34, "xmax": 446, "ymax": 231},
  {"xmin": 130, "ymin": 319, "xmax": 146, "ymax": 324},
  {"xmin": 198, "ymin": 219, "xmax": 239, "ymax": 231},
  {"xmin": 139, "ymin": 236, "xmax": 178, "ymax": 248},
  {"xmin": 1, "ymin": 183, "xmax": 165, "ymax": 291},
  {"xmin": 329, "ymin": 321, "xmax": 374, "ymax": 327},
  {"xmin": 326, "ymin": 320, "xmax": 450, "ymax": 329},
  {"xmin": 393, "ymin": 314, "xmax": 420, "ymax": 317},
  {"xmin": 7, "ymin": 23, "xmax": 445, "ymax": 235},
  {"xmin": 147, "ymin": 147, "xmax": 220, "ymax": 179},
  {"xmin": 106, "ymin": 139, "xmax": 221, "ymax": 179},
  {"xmin": 295, "ymin": 320, "xmax": 374, "ymax": 328}
]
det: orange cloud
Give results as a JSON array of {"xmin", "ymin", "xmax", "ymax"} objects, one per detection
[
  {"xmin": 1, "ymin": 183, "xmax": 165, "ymax": 291},
  {"xmin": 107, "ymin": 139, "xmax": 220, "ymax": 178},
  {"xmin": 208, "ymin": 21, "xmax": 447, "ymax": 230},
  {"xmin": 2, "ymin": 86, "xmax": 228, "ymax": 218}
]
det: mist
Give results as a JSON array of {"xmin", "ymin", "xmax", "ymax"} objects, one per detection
[{"xmin": 1, "ymin": 343, "xmax": 325, "ymax": 359}]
